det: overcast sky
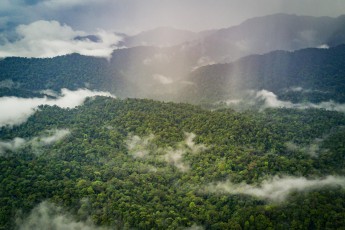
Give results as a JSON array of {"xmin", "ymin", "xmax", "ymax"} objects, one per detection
[
  {"xmin": 0, "ymin": 0, "xmax": 344, "ymax": 58},
  {"xmin": 1, "ymin": 0, "xmax": 345, "ymax": 34}
]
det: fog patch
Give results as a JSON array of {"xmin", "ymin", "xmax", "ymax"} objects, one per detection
[
  {"xmin": 0, "ymin": 88, "xmax": 115, "ymax": 127},
  {"xmin": 0, "ymin": 20, "xmax": 122, "ymax": 59},
  {"xmin": 0, "ymin": 129, "xmax": 70, "ymax": 156},
  {"xmin": 126, "ymin": 134, "xmax": 155, "ymax": 158},
  {"xmin": 32, "ymin": 129, "xmax": 71, "ymax": 146},
  {"xmin": 16, "ymin": 201, "xmax": 107, "ymax": 230},
  {"xmin": 192, "ymin": 56, "xmax": 215, "ymax": 71},
  {"xmin": 183, "ymin": 132, "xmax": 207, "ymax": 153},
  {"xmin": 0, "ymin": 137, "xmax": 26, "ymax": 155},
  {"xmin": 40, "ymin": 89, "xmax": 59, "ymax": 98},
  {"xmin": 285, "ymin": 138, "xmax": 325, "ymax": 157},
  {"xmin": 163, "ymin": 149, "xmax": 190, "ymax": 172},
  {"xmin": 125, "ymin": 132, "xmax": 207, "ymax": 172},
  {"xmin": 256, "ymin": 90, "xmax": 294, "ymax": 108},
  {"xmin": 317, "ymin": 44, "xmax": 329, "ymax": 49},
  {"xmin": 0, "ymin": 79, "xmax": 18, "ymax": 89},
  {"xmin": 153, "ymin": 74, "xmax": 173, "ymax": 85},
  {"xmin": 223, "ymin": 89, "xmax": 345, "ymax": 112},
  {"xmin": 205, "ymin": 175, "xmax": 345, "ymax": 202},
  {"xmin": 185, "ymin": 224, "xmax": 205, "ymax": 230}
]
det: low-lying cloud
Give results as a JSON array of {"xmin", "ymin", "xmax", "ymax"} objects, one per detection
[
  {"xmin": 224, "ymin": 89, "xmax": 345, "ymax": 112},
  {"xmin": 0, "ymin": 129, "xmax": 70, "ymax": 156},
  {"xmin": 0, "ymin": 137, "xmax": 26, "ymax": 154},
  {"xmin": 126, "ymin": 134, "xmax": 155, "ymax": 158},
  {"xmin": 257, "ymin": 90, "xmax": 345, "ymax": 112},
  {"xmin": 163, "ymin": 149, "xmax": 190, "ymax": 172},
  {"xmin": 285, "ymin": 138, "xmax": 325, "ymax": 157},
  {"xmin": 0, "ymin": 20, "xmax": 122, "ymax": 58},
  {"xmin": 125, "ymin": 132, "xmax": 207, "ymax": 172},
  {"xmin": 32, "ymin": 129, "xmax": 71, "ymax": 146},
  {"xmin": 205, "ymin": 175, "xmax": 345, "ymax": 202},
  {"xmin": 0, "ymin": 88, "xmax": 115, "ymax": 127},
  {"xmin": 16, "ymin": 201, "xmax": 108, "ymax": 230}
]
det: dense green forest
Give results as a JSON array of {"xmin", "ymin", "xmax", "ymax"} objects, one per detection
[
  {"xmin": 1, "ymin": 44, "xmax": 345, "ymax": 104},
  {"xmin": 1, "ymin": 97, "xmax": 345, "ymax": 229}
]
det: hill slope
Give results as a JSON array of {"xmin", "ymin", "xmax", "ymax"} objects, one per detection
[
  {"xmin": 1, "ymin": 97, "xmax": 345, "ymax": 229},
  {"xmin": 183, "ymin": 44, "xmax": 345, "ymax": 104}
]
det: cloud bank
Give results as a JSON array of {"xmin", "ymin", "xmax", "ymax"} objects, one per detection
[
  {"xmin": 0, "ymin": 20, "xmax": 122, "ymax": 58},
  {"xmin": 205, "ymin": 175, "xmax": 345, "ymax": 202},
  {"xmin": 16, "ymin": 201, "xmax": 108, "ymax": 230},
  {"xmin": 225, "ymin": 89, "xmax": 345, "ymax": 112},
  {"xmin": 257, "ymin": 90, "xmax": 345, "ymax": 112},
  {"xmin": 0, "ymin": 88, "xmax": 115, "ymax": 127}
]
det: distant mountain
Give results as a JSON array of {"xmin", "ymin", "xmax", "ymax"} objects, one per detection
[
  {"xmin": 123, "ymin": 27, "xmax": 198, "ymax": 47},
  {"xmin": 1, "ymin": 14, "xmax": 345, "ymax": 104},
  {"xmin": 179, "ymin": 14, "xmax": 345, "ymax": 63},
  {"xmin": 181, "ymin": 44, "xmax": 345, "ymax": 103}
]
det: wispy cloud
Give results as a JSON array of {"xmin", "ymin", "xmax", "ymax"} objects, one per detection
[
  {"xmin": 0, "ymin": 129, "xmax": 70, "ymax": 156},
  {"xmin": 205, "ymin": 175, "xmax": 345, "ymax": 202},
  {"xmin": 16, "ymin": 201, "xmax": 108, "ymax": 230},
  {"xmin": 0, "ymin": 137, "xmax": 26, "ymax": 155},
  {"xmin": 257, "ymin": 90, "xmax": 345, "ymax": 112},
  {"xmin": 32, "ymin": 129, "xmax": 71, "ymax": 146},
  {"xmin": 224, "ymin": 89, "xmax": 345, "ymax": 112},
  {"xmin": 0, "ymin": 88, "xmax": 115, "ymax": 127},
  {"xmin": 126, "ymin": 134, "xmax": 155, "ymax": 158},
  {"xmin": 0, "ymin": 20, "xmax": 122, "ymax": 58},
  {"xmin": 125, "ymin": 132, "xmax": 207, "ymax": 172}
]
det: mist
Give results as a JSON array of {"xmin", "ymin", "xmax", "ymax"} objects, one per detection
[
  {"xmin": 0, "ymin": 129, "xmax": 70, "ymax": 156},
  {"xmin": 126, "ymin": 134, "xmax": 155, "ymax": 158},
  {"xmin": 0, "ymin": 137, "xmax": 26, "ymax": 155},
  {"xmin": 125, "ymin": 132, "xmax": 207, "ymax": 172},
  {"xmin": 16, "ymin": 201, "xmax": 108, "ymax": 230},
  {"xmin": 205, "ymin": 175, "xmax": 345, "ymax": 202},
  {"xmin": 224, "ymin": 90, "xmax": 345, "ymax": 112},
  {"xmin": 0, "ymin": 88, "xmax": 115, "ymax": 127}
]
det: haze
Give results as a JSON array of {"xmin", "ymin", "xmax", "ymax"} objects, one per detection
[{"xmin": 1, "ymin": 0, "xmax": 345, "ymax": 34}]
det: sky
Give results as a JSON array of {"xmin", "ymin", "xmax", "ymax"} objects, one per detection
[
  {"xmin": 0, "ymin": 0, "xmax": 345, "ymax": 58},
  {"xmin": 1, "ymin": 0, "xmax": 345, "ymax": 34}
]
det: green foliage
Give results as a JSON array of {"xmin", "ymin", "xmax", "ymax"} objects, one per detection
[{"xmin": 1, "ymin": 97, "xmax": 345, "ymax": 229}]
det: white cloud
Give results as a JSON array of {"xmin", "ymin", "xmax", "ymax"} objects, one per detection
[
  {"xmin": 256, "ymin": 90, "xmax": 294, "ymax": 108},
  {"xmin": 163, "ymin": 149, "xmax": 190, "ymax": 172},
  {"xmin": 285, "ymin": 138, "xmax": 324, "ymax": 157},
  {"xmin": 16, "ymin": 201, "xmax": 108, "ymax": 230},
  {"xmin": 183, "ymin": 132, "xmax": 207, "ymax": 153},
  {"xmin": 126, "ymin": 134, "xmax": 155, "ymax": 158},
  {"xmin": 0, "ymin": 129, "xmax": 70, "ymax": 156},
  {"xmin": 0, "ymin": 137, "xmax": 26, "ymax": 155},
  {"xmin": 33, "ymin": 129, "xmax": 71, "ymax": 146},
  {"xmin": 125, "ymin": 132, "xmax": 207, "ymax": 172},
  {"xmin": 317, "ymin": 44, "xmax": 329, "ymax": 49},
  {"xmin": 153, "ymin": 74, "xmax": 173, "ymax": 85},
  {"xmin": 256, "ymin": 89, "xmax": 345, "ymax": 112},
  {"xmin": 224, "ymin": 87, "xmax": 345, "ymax": 112},
  {"xmin": 192, "ymin": 56, "xmax": 216, "ymax": 71},
  {"xmin": 0, "ymin": 88, "xmax": 115, "ymax": 127},
  {"xmin": 0, "ymin": 20, "xmax": 122, "ymax": 58},
  {"xmin": 205, "ymin": 175, "xmax": 345, "ymax": 202}
]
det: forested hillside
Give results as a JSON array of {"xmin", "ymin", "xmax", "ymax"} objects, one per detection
[
  {"xmin": 184, "ymin": 44, "xmax": 345, "ymax": 104},
  {"xmin": 1, "ymin": 97, "xmax": 345, "ymax": 229},
  {"xmin": 1, "ymin": 44, "xmax": 345, "ymax": 105}
]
